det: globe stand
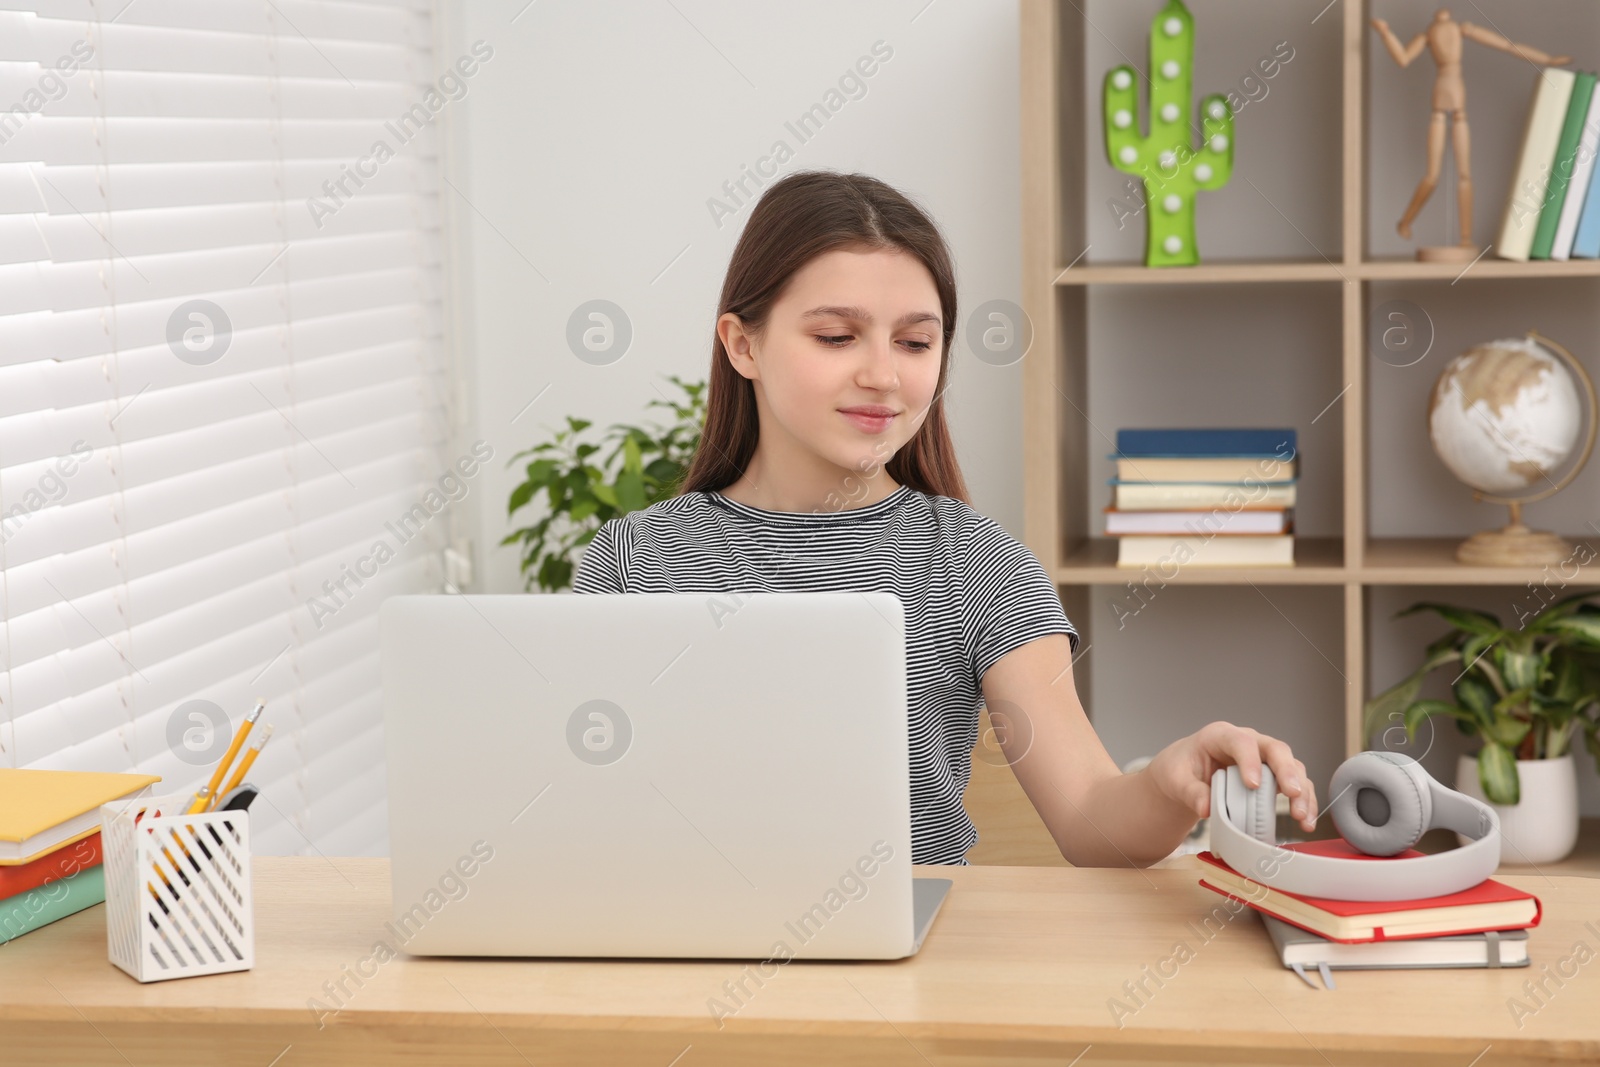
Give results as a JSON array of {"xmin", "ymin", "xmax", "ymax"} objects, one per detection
[
  {"xmin": 1456, "ymin": 500, "xmax": 1573, "ymax": 566},
  {"xmin": 1450, "ymin": 331, "xmax": 1598, "ymax": 567}
]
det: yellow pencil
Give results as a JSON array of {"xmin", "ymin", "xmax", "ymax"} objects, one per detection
[
  {"xmin": 187, "ymin": 699, "xmax": 264, "ymax": 815},
  {"xmin": 207, "ymin": 723, "xmax": 273, "ymax": 811}
]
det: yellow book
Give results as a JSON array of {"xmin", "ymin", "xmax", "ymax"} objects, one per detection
[{"xmin": 0, "ymin": 769, "xmax": 161, "ymax": 865}]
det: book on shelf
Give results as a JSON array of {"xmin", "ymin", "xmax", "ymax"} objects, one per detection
[
  {"xmin": 1114, "ymin": 427, "xmax": 1297, "ymax": 459},
  {"xmin": 1116, "ymin": 533, "xmax": 1294, "ymax": 568},
  {"xmin": 1552, "ymin": 79, "xmax": 1600, "ymax": 260},
  {"xmin": 1500, "ymin": 68, "xmax": 1577, "ymax": 261},
  {"xmin": 1194, "ymin": 841, "xmax": 1541, "ymax": 943},
  {"xmin": 1258, "ymin": 912, "xmax": 1529, "ymax": 977},
  {"xmin": 1573, "ymin": 100, "xmax": 1600, "ymax": 259},
  {"xmin": 1531, "ymin": 70, "xmax": 1598, "ymax": 259},
  {"xmin": 1104, "ymin": 507, "xmax": 1292, "ymax": 536},
  {"xmin": 1111, "ymin": 455, "xmax": 1297, "ymax": 482},
  {"xmin": 1111, "ymin": 480, "xmax": 1297, "ymax": 511}
]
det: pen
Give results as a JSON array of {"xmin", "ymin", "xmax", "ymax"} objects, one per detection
[
  {"xmin": 208, "ymin": 723, "xmax": 272, "ymax": 812},
  {"xmin": 187, "ymin": 699, "xmax": 264, "ymax": 815}
]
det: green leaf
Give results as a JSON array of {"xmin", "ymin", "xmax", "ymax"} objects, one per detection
[
  {"xmin": 569, "ymin": 498, "xmax": 599, "ymax": 523},
  {"xmin": 1454, "ymin": 675, "xmax": 1494, "ymax": 720},
  {"xmin": 1477, "ymin": 742, "xmax": 1519, "ymax": 805},
  {"xmin": 537, "ymin": 554, "xmax": 574, "ymax": 593},
  {"xmin": 566, "ymin": 417, "xmax": 593, "ymax": 434},
  {"xmin": 1482, "ymin": 709, "xmax": 1532, "ymax": 750},
  {"xmin": 1497, "ymin": 647, "xmax": 1543, "ymax": 692},
  {"xmin": 1458, "ymin": 632, "xmax": 1495, "ymax": 670},
  {"xmin": 1396, "ymin": 602, "xmax": 1503, "ymax": 637},
  {"xmin": 1404, "ymin": 700, "xmax": 1477, "ymax": 739},
  {"xmin": 1363, "ymin": 643, "xmax": 1461, "ymax": 742},
  {"xmin": 1525, "ymin": 591, "xmax": 1600, "ymax": 631},
  {"xmin": 1364, "ymin": 674, "xmax": 1425, "ymax": 745},
  {"xmin": 1551, "ymin": 649, "xmax": 1583, "ymax": 703},
  {"xmin": 591, "ymin": 483, "xmax": 619, "ymax": 507},
  {"xmin": 615, "ymin": 466, "xmax": 646, "ymax": 513},
  {"xmin": 645, "ymin": 457, "xmax": 683, "ymax": 483},
  {"xmin": 1544, "ymin": 615, "xmax": 1600, "ymax": 648},
  {"xmin": 507, "ymin": 480, "xmax": 535, "ymax": 516}
]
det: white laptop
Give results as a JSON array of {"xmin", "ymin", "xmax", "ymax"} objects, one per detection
[{"xmin": 379, "ymin": 591, "xmax": 951, "ymax": 959}]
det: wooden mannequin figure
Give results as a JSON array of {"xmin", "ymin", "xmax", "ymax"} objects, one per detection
[{"xmin": 1372, "ymin": 10, "xmax": 1571, "ymax": 262}]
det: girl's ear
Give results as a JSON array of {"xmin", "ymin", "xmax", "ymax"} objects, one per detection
[{"xmin": 718, "ymin": 312, "xmax": 760, "ymax": 380}]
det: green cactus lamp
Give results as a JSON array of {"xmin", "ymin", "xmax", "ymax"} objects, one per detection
[{"xmin": 1103, "ymin": 0, "xmax": 1234, "ymax": 267}]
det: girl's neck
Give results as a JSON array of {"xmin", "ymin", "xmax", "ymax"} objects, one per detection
[{"xmin": 715, "ymin": 468, "xmax": 903, "ymax": 514}]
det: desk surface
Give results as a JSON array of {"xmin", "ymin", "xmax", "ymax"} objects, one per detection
[{"xmin": 1, "ymin": 856, "xmax": 1597, "ymax": 1067}]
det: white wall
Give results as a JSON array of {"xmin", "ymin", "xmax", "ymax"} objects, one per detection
[{"xmin": 437, "ymin": 0, "xmax": 1029, "ymax": 597}]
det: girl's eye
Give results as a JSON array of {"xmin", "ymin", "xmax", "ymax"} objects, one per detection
[{"xmin": 815, "ymin": 335, "xmax": 934, "ymax": 352}]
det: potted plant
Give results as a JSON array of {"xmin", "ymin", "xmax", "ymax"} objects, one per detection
[
  {"xmin": 1363, "ymin": 593, "xmax": 1600, "ymax": 865},
  {"xmin": 502, "ymin": 375, "xmax": 706, "ymax": 592}
]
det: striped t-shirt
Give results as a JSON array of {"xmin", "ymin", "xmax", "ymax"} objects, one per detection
[{"xmin": 569, "ymin": 484, "xmax": 1079, "ymax": 865}]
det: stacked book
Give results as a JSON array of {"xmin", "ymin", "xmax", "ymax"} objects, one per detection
[
  {"xmin": 1107, "ymin": 427, "xmax": 1297, "ymax": 568},
  {"xmin": 0, "ymin": 768, "xmax": 159, "ymax": 944},
  {"xmin": 1498, "ymin": 67, "xmax": 1600, "ymax": 261},
  {"xmin": 1196, "ymin": 839, "xmax": 1541, "ymax": 989}
]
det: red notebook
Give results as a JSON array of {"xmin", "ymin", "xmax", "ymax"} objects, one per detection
[
  {"xmin": 0, "ymin": 832, "xmax": 102, "ymax": 903},
  {"xmin": 1194, "ymin": 840, "xmax": 1542, "ymax": 944}
]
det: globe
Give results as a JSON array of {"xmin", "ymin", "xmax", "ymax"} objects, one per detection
[
  {"xmin": 1428, "ymin": 337, "xmax": 1582, "ymax": 494},
  {"xmin": 1425, "ymin": 333, "xmax": 1597, "ymax": 566}
]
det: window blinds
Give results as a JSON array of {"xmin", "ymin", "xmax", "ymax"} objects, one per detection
[{"xmin": 0, "ymin": 0, "xmax": 454, "ymax": 857}]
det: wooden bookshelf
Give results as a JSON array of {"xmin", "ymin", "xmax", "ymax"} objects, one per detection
[{"xmin": 974, "ymin": 0, "xmax": 1600, "ymax": 867}]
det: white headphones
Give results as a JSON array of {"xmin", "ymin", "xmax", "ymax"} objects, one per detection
[{"xmin": 1209, "ymin": 750, "xmax": 1501, "ymax": 902}]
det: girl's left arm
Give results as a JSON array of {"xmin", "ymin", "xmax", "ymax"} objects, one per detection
[{"xmin": 979, "ymin": 633, "xmax": 1319, "ymax": 868}]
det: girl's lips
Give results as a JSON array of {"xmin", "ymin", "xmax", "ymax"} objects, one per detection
[{"xmin": 841, "ymin": 410, "xmax": 895, "ymax": 433}]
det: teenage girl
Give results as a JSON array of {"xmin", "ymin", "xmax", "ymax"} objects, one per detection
[{"xmin": 573, "ymin": 170, "xmax": 1318, "ymax": 866}]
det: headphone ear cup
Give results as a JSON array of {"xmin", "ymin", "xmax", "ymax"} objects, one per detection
[
  {"xmin": 1225, "ymin": 764, "xmax": 1277, "ymax": 844},
  {"xmin": 1329, "ymin": 751, "xmax": 1432, "ymax": 856}
]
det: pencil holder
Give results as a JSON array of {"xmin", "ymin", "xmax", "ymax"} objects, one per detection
[{"xmin": 100, "ymin": 792, "xmax": 254, "ymax": 982}]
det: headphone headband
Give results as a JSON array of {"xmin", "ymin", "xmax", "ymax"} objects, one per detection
[{"xmin": 1208, "ymin": 755, "xmax": 1501, "ymax": 902}]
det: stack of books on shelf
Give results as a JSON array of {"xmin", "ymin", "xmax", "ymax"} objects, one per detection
[
  {"xmin": 1196, "ymin": 840, "xmax": 1541, "ymax": 990},
  {"xmin": 0, "ymin": 768, "xmax": 159, "ymax": 944},
  {"xmin": 1499, "ymin": 67, "xmax": 1600, "ymax": 261},
  {"xmin": 1107, "ymin": 427, "xmax": 1297, "ymax": 568}
]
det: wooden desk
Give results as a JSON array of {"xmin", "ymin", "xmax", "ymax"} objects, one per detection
[{"xmin": 1, "ymin": 856, "xmax": 1596, "ymax": 1066}]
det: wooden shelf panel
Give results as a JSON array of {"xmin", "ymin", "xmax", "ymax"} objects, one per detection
[
  {"xmin": 1056, "ymin": 536, "xmax": 1345, "ymax": 584},
  {"xmin": 1054, "ymin": 261, "xmax": 1346, "ymax": 285},
  {"xmin": 1363, "ymin": 257, "xmax": 1600, "ymax": 281},
  {"xmin": 1054, "ymin": 537, "xmax": 1600, "ymax": 587},
  {"xmin": 1364, "ymin": 537, "xmax": 1600, "ymax": 585},
  {"xmin": 1054, "ymin": 259, "xmax": 1600, "ymax": 286}
]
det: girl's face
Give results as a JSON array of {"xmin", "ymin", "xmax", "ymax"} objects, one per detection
[{"xmin": 720, "ymin": 246, "xmax": 943, "ymax": 487}]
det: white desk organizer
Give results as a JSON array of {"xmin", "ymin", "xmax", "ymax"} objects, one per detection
[{"xmin": 100, "ymin": 792, "xmax": 254, "ymax": 982}]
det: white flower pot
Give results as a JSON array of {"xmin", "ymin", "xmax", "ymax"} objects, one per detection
[{"xmin": 1454, "ymin": 751, "xmax": 1580, "ymax": 866}]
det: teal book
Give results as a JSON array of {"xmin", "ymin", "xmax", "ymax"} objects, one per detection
[
  {"xmin": 1531, "ymin": 70, "xmax": 1598, "ymax": 259},
  {"xmin": 0, "ymin": 863, "xmax": 105, "ymax": 944}
]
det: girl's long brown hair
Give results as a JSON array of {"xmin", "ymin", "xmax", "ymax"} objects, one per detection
[{"xmin": 677, "ymin": 170, "xmax": 970, "ymax": 504}]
